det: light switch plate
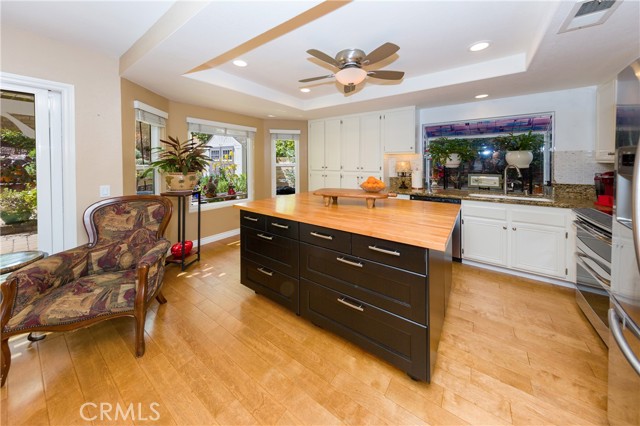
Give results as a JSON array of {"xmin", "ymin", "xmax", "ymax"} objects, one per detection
[{"xmin": 99, "ymin": 185, "xmax": 110, "ymax": 197}]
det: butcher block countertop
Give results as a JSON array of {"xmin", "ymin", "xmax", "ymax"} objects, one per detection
[{"xmin": 234, "ymin": 191, "xmax": 460, "ymax": 252}]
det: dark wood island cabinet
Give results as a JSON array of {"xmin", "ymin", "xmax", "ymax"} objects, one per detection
[{"xmin": 235, "ymin": 192, "xmax": 459, "ymax": 382}]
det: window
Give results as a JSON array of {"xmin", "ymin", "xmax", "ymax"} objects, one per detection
[
  {"xmin": 188, "ymin": 117, "xmax": 255, "ymax": 207},
  {"xmin": 270, "ymin": 130, "xmax": 299, "ymax": 196},
  {"xmin": 134, "ymin": 101, "xmax": 167, "ymax": 194}
]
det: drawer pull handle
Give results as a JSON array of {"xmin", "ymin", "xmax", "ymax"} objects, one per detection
[
  {"xmin": 244, "ymin": 216, "xmax": 259, "ymax": 222},
  {"xmin": 271, "ymin": 222, "xmax": 289, "ymax": 229},
  {"xmin": 336, "ymin": 257, "xmax": 363, "ymax": 268},
  {"xmin": 257, "ymin": 233, "xmax": 273, "ymax": 241},
  {"xmin": 257, "ymin": 267, "xmax": 273, "ymax": 277},
  {"xmin": 310, "ymin": 231, "xmax": 333, "ymax": 240},
  {"xmin": 337, "ymin": 297, "xmax": 364, "ymax": 312},
  {"xmin": 368, "ymin": 245, "xmax": 400, "ymax": 256}
]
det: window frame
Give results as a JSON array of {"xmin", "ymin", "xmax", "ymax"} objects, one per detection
[
  {"xmin": 270, "ymin": 130, "xmax": 300, "ymax": 197},
  {"xmin": 134, "ymin": 101, "xmax": 167, "ymax": 195}
]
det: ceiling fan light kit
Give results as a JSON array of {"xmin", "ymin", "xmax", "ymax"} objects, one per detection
[{"xmin": 300, "ymin": 42, "xmax": 404, "ymax": 93}]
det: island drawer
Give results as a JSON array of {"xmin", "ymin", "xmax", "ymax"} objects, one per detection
[
  {"xmin": 300, "ymin": 223, "xmax": 351, "ymax": 252},
  {"xmin": 240, "ymin": 212, "xmax": 266, "ymax": 230},
  {"xmin": 241, "ymin": 227, "xmax": 299, "ymax": 277},
  {"xmin": 241, "ymin": 258, "xmax": 299, "ymax": 314},
  {"xmin": 300, "ymin": 279, "xmax": 428, "ymax": 381},
  {"xmin": 300, "ymin": 243, "xmax": 426, "ymax": 324},
  {"xmin": 352, "ymin": 234, "xmax": 427, "ymax": 275},
  {"xmin": 266, "ymin": 217, "xmax": 299, "ymax": 239}
]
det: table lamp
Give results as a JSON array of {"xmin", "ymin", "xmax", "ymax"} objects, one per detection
[{"xmin": 396, "ymin": 161, "xmax": 411, "ymax": 189}]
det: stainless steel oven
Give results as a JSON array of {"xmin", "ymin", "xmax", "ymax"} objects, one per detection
[{"xmin": 573, "ymin": 208, "xmax": 612, "ymax": 345}]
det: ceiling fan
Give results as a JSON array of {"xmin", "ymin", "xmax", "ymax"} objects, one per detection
[{"xmin": 299, "ymin": 42, "xmax": 405, "ymax": 93}]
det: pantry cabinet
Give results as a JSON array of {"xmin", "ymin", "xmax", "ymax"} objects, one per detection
[
  {"xmin": 308, "ymin": 119, "xmax": 341, "ymax": 190},
  {"xmin": 461, "ymin": 200, "xmax": 570, "ymax": 280},
  {"xmin": 596, "ymin": 79, "xmax": 616, "ymax": 163}
]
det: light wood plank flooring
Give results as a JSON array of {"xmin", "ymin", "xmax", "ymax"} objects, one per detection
[{"xmin": 0, "ymin": 237, "xmax": 609, "ymax": 425}]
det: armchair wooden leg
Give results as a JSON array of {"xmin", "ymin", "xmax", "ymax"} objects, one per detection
[
  {"xmin": 134, "ymin": 314, "xmax": 146, "ymax": 358},
  {"xmin": 1, "ymin": 338, "xmax": 11, "ymax": 387},
  {"xmin": 156, "ymin": 291, "xmax": 167, "ymax": 305}
]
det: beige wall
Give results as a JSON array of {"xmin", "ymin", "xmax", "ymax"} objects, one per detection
[
  {"xmin": 264, "ymin": 119, "xmax": 309, "ymax": 195},
  {"xmin": 1, "ymin": 24, "xmax": 123, "ymax": 245}
]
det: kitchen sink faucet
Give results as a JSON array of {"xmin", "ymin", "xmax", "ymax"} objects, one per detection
[{"xmin": 503, "ymin": 164, "xmax": 522, "ymax": 194}]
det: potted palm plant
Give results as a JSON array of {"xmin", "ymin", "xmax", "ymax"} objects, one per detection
[
  {"xmin": 428, "ymin": 137, "xmax": 475, "ymax": 168},
  {"xmin": 142, "ymin": 136, "xmax": 211, "ymax": 191},
  {"xmin": 496, "ymin": 131, "xmax": 544, "ymax": 168}
]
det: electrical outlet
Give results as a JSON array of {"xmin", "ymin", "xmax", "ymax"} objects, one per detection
[{"xmin": 99, "ymin": 185, "xmax": 110, "ymax": 197}]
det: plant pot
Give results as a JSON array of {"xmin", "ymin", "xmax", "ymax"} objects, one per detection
[
  {"xmin": 444, "ymin": 153, "xmax": 461, "ymax": 168},
  {"xmin": 0, "ymin": 210, "xmax": 32, "ymax": 224},
  {"xmin": 505, "ymin": 151, "xmax": 533, "ymax": 168},
  {"xmin": 164, "ymin": 172, "xmax": 199, "ymax": 191}
]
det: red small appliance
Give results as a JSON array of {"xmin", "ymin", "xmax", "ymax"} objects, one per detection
[{"xmin": 594, "ymin": 171, "xmax": 614, "ymax": 213}]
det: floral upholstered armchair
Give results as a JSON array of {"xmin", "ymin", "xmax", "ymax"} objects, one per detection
[{"xmin": 0, "ymin": 195, "xmax": 173, "ymax": 386}]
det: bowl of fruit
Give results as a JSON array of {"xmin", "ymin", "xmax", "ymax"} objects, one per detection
[{"xmin": 360, "ymin": 176, "xmax": 386, "ymax": 193}]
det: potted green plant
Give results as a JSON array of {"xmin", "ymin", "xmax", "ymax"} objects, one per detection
[
  {"xmin": 495, "ymin": 131, "xmax": 544, "ymax": 168},
  {"xmin": 428, "ymin": 137, "xmax": 475, "ymax": 168},
  {"xmin": 0, "ymin": 188, "xmax": 37, "ymax": 224},
  {"xmin": 142, "ymin": 136, "xmax": 211, "ymax": 191}
]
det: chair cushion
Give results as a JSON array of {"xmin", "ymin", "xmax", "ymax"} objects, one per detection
[{"xmin": 4, "ymin": 269, "xmax": 138, "ymax": 333}]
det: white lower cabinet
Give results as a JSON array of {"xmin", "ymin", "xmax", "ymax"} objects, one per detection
[
  {"xmin": 462, "ymin": 200, "xmax": 570, "ymax": 280},
  {"xmin": 309, "ymin": 171, "xmax": 341, "ymax": 190}
]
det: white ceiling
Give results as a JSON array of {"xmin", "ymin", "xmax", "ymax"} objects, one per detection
[{"xmin": 2, "ymin": 0, "xmax": 639, "ymax": 120}]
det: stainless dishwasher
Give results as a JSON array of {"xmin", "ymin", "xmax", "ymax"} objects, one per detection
[{"xmin": 409, "ymin": 194, "xmax": 461, "ymax": 261}]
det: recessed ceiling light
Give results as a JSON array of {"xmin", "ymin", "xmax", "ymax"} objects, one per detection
[
  {"xmin": 267, "ymin": 114, "xmax": 276, "ymax": 118},
  {"xmin": 232, "ymin": 59, "xmax": 247, "ymax": 67},
  {"xmin": 469, "ymin": 41, "xmax": 490, "ymax": 52},
  {"xmin": 300, "ymin": 88, "xmax": 311, "ymax": 93},
  {"xmin": 475, "ymin": 94, "xmax": 489, "ymax": 99}
]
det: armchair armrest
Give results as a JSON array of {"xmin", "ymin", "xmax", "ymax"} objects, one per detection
[
  {"xmin": 134, "ymin": 239, "xmax": 172, "ymax": 303},
  {"xmin": 1, "ymin": 245, "xmax": 90, "ymax": 328}
]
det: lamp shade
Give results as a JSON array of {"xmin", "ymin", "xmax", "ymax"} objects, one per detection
[
  {"xmin": 396, "ymin": 161, "xmax": 411, "ymax": 173},
  {"xmin": 335, "ymin": 67, "xmax": 367, "ymax": 86}
]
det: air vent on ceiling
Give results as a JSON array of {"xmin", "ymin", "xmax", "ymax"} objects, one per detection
[{"xmin": 558, "ymin": 0, "xmax": 621, "ymax": 33}]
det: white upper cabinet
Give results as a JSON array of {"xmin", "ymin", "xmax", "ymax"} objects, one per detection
[
  {"xmin": 339, "ymin": 117, "xmax": 361, "ymax": 172},
  {"xmin": 381, "ymin": 106, "xmax": 416, "ymax": 153},
  {"xmin": 359, "ymin": 113, "xmax": 382, "ymax": 172},
  {"xmin": 308, "ymin": 120, "xmax": 326, "ymax": 171},
  {"xmin": 596, "ymin": 79, "xmax": 616, "ymax": 163}
]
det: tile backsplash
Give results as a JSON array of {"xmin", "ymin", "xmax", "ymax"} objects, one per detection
[{"xmin": 553, "ymin": 150, "xmax": 614, "ymax": 185}]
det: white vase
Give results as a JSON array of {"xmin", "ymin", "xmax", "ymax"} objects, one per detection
[
  {"xmin": 164, "ymin": 172, "xmax": 199, "ymax": 191},
  {"xmin": 505, "ymin": 151, "xmax": 533, "ymax": 168},
  {"xmin": 444, "ymin": 153, "xmax": 461, "ymax": 168}
]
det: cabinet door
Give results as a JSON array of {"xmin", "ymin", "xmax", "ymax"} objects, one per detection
[
  {"xmin": 596, "ymin": 80, "xmax": 616, "ymax": 163},
  {"xmin": 308, "ymin": 120, "xmax": 325, "ymax": 171},
  {"xmin": 324, "ymin": 171, "xmax": 342, "ymax": 188},
  {"xmin": 510, "ymin": 222, "xmax": 566, "ymax": 279},
  {"xmin": 341, "ymin": 117, "xmax": 361, "ymax": 172},
  {"xmin": 383, "ymin": 107, "xmax": 416, "ymax": 153},
  {"xmin": 360, "ymin": 113, "xmax": 382, "ymax": 172},
  {"xmin": 308, "ymin": 170, "xmax": 325, "ymax": 191},
  {"xmin": 324, "ymin": 119, "xmax": 342, "ymax": 171},
  {"xmin": 341, "ymin": 172, "xmax": 361, "ymax": 189},
  {"xmin": 462, "ymin": 216, "xmax": 508, "ymax": 266}
]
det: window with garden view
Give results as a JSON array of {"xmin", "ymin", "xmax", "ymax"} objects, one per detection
[
  {"xmin": 135, "ymin": 104, "xmax": 166, "ymax": 195},
  {"xmin": 188, "ymin": 119, "xmax": 253, "ymax": 204},
  {"xmin": 273, "ymin": 134, "xmax": 297, "ymax": 195}
]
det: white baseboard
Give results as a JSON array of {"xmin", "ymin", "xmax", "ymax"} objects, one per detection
[
  {"xmin": 461, "ymin": 260, "xmax": 576, "ymax": 290},
  {"xmin": 194, "ymin": 228, "xmax": 240, "ymax": 247}
]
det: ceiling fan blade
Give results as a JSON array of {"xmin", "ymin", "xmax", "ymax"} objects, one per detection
[
  {"xmin": 307, "ymin": 49, "xmax": 340, "ymax": 67},
  {"xmin": 363, "ymin": 42, "xmax": 399, "ymax": 65},
  {"xmin": 367, "ymin": 70, "xmax": 405, "ymax": 80},
  {"xmin": 299, "ymin": 74, "xmax": 334, "ymax": 83},
  {"xmin": 344, "ymin": 83, "xmax": 356, "ymax": 94}
]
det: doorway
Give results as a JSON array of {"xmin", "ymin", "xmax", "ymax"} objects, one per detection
[
  {"xmin": 0, "ymin": 73, "xmax": 76, "ymax": 255},
  {"xmin": 271, "ymin": 130, "xmax": 299, "ymax": 196}
]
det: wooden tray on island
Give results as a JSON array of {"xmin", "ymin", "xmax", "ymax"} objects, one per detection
[{"xmin": 313, "ymin": 188, "xmax": 397, "ymax": 209}]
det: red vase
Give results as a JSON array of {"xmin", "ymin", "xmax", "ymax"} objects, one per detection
[{"xmin": 171, "ymin": 240, "xmax": 193, "ymax": 257}]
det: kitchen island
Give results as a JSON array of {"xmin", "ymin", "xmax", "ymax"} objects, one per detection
[{"xmin": 234, "ymin": 192, "xmax": 460, "ymax": 382}]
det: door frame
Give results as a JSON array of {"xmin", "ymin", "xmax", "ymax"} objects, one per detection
[{"xmin": 1, "ymin": 72, "xmax": 77, "ymax": 252}]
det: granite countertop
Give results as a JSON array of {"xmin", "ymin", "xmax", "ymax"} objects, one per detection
[{"xmin": 390, "ymin": 181, "xmax": 602, "ymax": 210}]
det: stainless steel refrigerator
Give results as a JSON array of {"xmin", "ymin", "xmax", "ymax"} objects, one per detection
[{"xmin": 609, "ymin": 59, "xmax": 640, "ymax": 426}]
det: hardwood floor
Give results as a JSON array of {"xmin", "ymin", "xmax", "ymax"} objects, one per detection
[{"xmin": 0, "ymin": 237, "xmax": 609, "ymax": 425}]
